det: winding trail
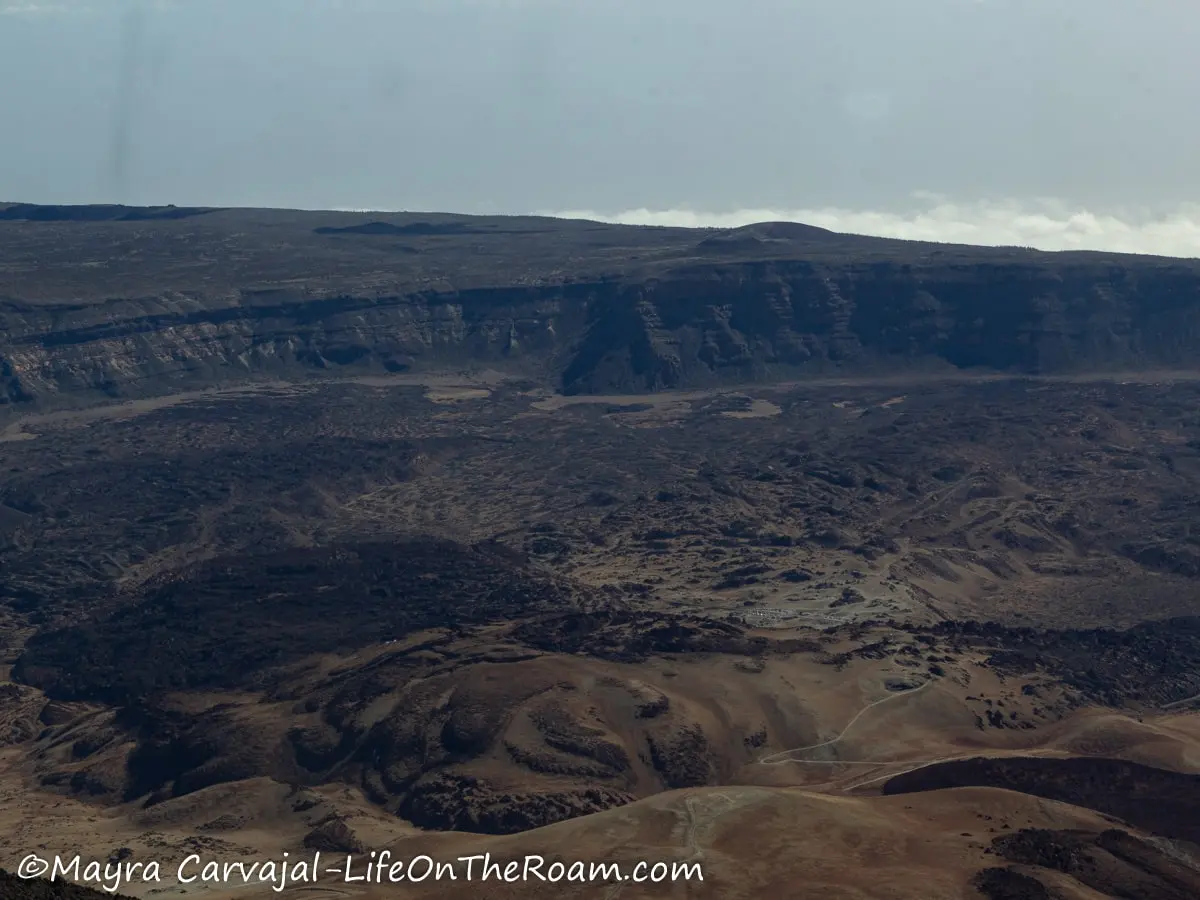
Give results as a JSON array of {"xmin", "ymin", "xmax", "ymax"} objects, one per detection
[
  {"xmin": 753, "ymin": 680, "xmax": 1082, "ymax": 797},
  {"xmin": 1161, "ymin": 691, "xmax": 1200, "ymax": 711},
  {"xmin": 757, "ymin": 679, "xmax": 933, "ymax": 766}
]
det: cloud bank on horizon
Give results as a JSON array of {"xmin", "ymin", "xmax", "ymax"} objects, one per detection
[{"xmin": 542, "ymin": 199, "xmax": 1200, "ymax": 258}]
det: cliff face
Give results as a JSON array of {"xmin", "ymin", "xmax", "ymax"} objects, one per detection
[
  {"xmin": 2, "ymin": 207, "xmax": 1199, "ymax": 407},
  {"xmin": 559, "ymin": 260, "xmax": 1200, "ymax": 393},
  {"xmin": 0, "ymin": 287, "xmax": 587, "ymax": 403}
]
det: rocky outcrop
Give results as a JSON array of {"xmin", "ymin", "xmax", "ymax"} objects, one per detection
[
  {"xmin": 883, "ymin": 756, "xmax": 1200, "ymax": 845},
  {"xmin": 981, "ymin": 828, "xmax": 1200, "ymax": 900},
  {"xmin": 3, "ymin": 207, "xmax": 1200, "ymax": 407},
  {"xmin": 398, "ymin": 773, "xmax": 635, "ymax": 834},
  {"xmin": 0, "ymin": 870, "xmax": 137, "ymax": 900}
]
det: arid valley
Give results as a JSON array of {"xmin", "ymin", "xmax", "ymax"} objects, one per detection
[{"xmin": 4, "ymin": 204, "xmax": 1200, "ymax": 898}]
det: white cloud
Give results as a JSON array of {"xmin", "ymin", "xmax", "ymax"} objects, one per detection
[
  {"xmin": 0, "ymin": 0, "xmax": 176, "ymax": 16},
  {"xmin": 540, "ymin": 198, "xmax": 1200, "ymax": 258},
  {"xmin": 0, "ymin": 3, "xmax": 57, "ymax": 13},
  {"xmin": 0, "ymin": 1, "xmax": 97, "ymax": 15}
]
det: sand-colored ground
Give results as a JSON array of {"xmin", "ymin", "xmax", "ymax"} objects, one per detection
[
  {"xmin": 4, "ymin": 640, "xmax": 1200, "ymax": 898},
  {"xmin": 0, "ymin": 773, "xmax": 1144, "ymax": 899}
]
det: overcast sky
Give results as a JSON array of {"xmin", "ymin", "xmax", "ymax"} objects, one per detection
[{"xmin": 2, "ymin": 0, "xmax": 1198, "ymax": 253}]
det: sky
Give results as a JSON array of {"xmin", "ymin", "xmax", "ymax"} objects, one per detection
[{"xmin": 1, "ymin": 0, "xmax": 1198, "ymax": 255}]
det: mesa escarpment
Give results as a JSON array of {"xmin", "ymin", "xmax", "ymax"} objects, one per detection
[{"xmin": 2, "ymin": 205, "xmax": 1200, "ymax": 408}]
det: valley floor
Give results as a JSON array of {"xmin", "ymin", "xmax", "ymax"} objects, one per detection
[{"xmin": 5, "ymin": 370, "xmax": 1200, "ymax": 898}]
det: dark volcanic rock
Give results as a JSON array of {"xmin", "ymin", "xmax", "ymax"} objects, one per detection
[
  {"xmin": 0, "ymin": 203, "xmax": 217, "ymax": 222},
  {"xmin": 511, "ymin": 610, "xmax": 764, "ymax": 662},
  {"xmin": 646, "ymin": 724, "xmax": 715, "ymax": 788},
  {"xmin": 13, "ymin": 538, "xmax": 591, "ymax": 704},
  {"xmin": 922, "ymin": 617, "xmax": 1200, "ymax": 706},
  {"xmin": 883, "ymin": 756, "xmax": 1200, "ymax": 844},
  {"xmin": 0, "ymin": 870, "xmax": 135, "ymax": 899},
  {"xmin": 302, "ymin": 816, "xmax": 366, "ymax": 854},
  {"xmin": 988, "ymin": 828, "xmax": 1200, "ymax": 900},
  {"xmin": 398, "ymin": 772, "xmax": 634, "ymax": 834},
  {"xmin": 972, "ymin": 867, "xmax": 1051, "ymax": 900},
  {"xmin": 313, "ymin": 221, "xmax": 479, "ymax": 236}
]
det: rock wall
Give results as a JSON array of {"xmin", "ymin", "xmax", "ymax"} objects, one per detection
[{"xmin": 3, "ymin": 256, "xmax": 1200, "ymax": 407}]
